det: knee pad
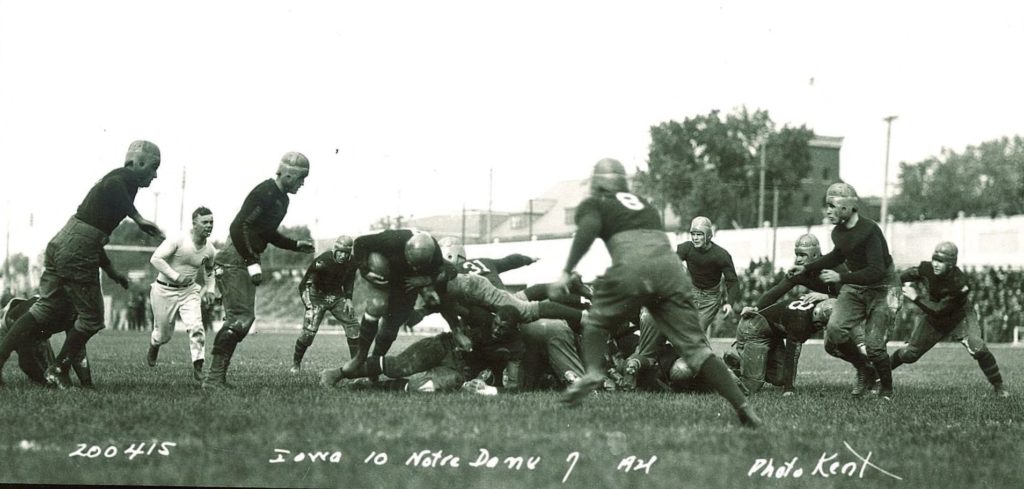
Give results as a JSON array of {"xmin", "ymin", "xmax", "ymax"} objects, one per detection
[
  {"xmin": 213, "ymin": 328, "xmax": 241, "ymax": 355},
  {"xmin": 739, "ymin": 342, "xmax": 769, "ymax": 384},
  {"xmin": 736, "ymin": 315, "xmax": 770, "ymax": 342},
  {"xmin": 365, "ymin": 297, "xmax": 387, "ymax": 318},
  {"xmin": 297, "ymin": 331, "xmax": 316, "ymax": 347}
]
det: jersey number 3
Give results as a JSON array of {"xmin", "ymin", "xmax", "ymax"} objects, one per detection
[{"xmin": 615, "ymin": 192, "xmax": 645, "ymax": 211}]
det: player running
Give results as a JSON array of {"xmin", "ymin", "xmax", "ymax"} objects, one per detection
[
  {"xmin": 551, "ymin": 158, "xmax": 761, "ymax": 428},
  {"xmin": 203, "ymin": 152, "xmax": 316, "ymax": 389},
  {"xmin": 147, "ymin": 206, "xmax": 217, "ymax": 381},
  {"xmin": 676, "ymin": 216, "xmax": 740, "ymax": 337},
  {"xmin": 790, "ymin": 182, "xmax": 902, "ymax": 400},
  {"xmin": 0, "ymin": 140, "xmax": 163, "ymax": 388}
]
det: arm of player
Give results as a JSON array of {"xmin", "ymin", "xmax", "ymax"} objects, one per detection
[
  {"xmin": 150, "ymin": 238, "xmax": 190, "ymax": 285},
  {"xmin": 232, "ymin": 201, "xmax": 269, "ymax": 266},
  {"xmin": 911, "ymin": 285, "xmax": 970, "ymax": 319},
  {"xmin": 551, "ymin": 210, "xmax": 601, "ymax": 298},
  {"xmin": 755, "ymin": 277, "xmax": 798, "ymax": 310},
  {"xmin": 493, "ymin": 254, "xmax": 538, "ymax": 274},
  {"xmin": 721, "ymin": 256, "xmax": 741, "ymax": 314},
  {"xmin": 99, "ymin": 249, "xmax": 129, "ymax": 289},
  {"xmin": 201, "ymin": 258, "xmax": 217, "ymax": 303},
  {"xmin": 127, "ymin": 206, "xmax": 165, "ymax": 240}
]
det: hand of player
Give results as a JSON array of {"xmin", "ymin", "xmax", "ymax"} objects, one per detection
[
  {"xmin": 366, "ymin": 271, "xmax": 388, "ymax": 286},
  {"xmin": 202, "ymin": 290, "xmax": 216, "ymax": 306},
  {"xmin": 548, "ymin": 271, "xmax": 573, "ymax": 301},
  {"xmin": 787, "ymin": 265, "xmax": 806, "ymax": 277},
  {"xmin": 529, "ymin": 256, "xmax": 540, "ymax": 264},
  {"xmin": 342, "ymin": 298, "xmax": 354, "ymax": 316},
  {"xmin": 721, "ymin": 303, "xmax": 734, "ymax": 317},
  {"xmin": 902, "ymin": 285, "xmax": 918, "ymax": 301},
  {"xmin": 800, "ymin": 292, "xmax": 829, "ymax": 303},
  {"xmin": 106, "ymin": 269, "xmax": 130, "ymax": 289},
  {"xmin": 295, "ymin": 240, "xmax": 315, "ymax": 253},
  {"xmin": 403, "ymin": 275, "xmax": 432, "ymax": 293},
  {"xmin": 819, "ymin": 269, "xmax": 841, "ymax": 284},
  {"xmin": 740, "ymin": 306, "xmax": 758, "ymax": 319},
  {"xmin": 137, "ymin": 219, "xmax": 165, "ymax": 240}
]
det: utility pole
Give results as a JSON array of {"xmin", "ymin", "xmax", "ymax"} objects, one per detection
[
  {"xmin": 771, "ymin": 182, "xmax": 779, "ymax": 267},
  {"xmin": 487, "ymin": 167, "xmax": 493, "ymax": 243},
  {"xmin": 881, "ymin": 115, "xmax": 898, "ymax": 229},
  {"xmin": 528, "ymin": 199, "xmax": 534, "ymax": 239},
  {"xmin": 178, "ymin": 166, "xmax": 186, "ymax": 230},
  {"xmin": 758, "ymin": 142, "xmax": 766, "ymax": 227}
]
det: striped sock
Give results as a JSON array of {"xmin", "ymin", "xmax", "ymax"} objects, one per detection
[{"xmin": 976, "ymin": 350, "xmax": 1003, "ymax": 387}]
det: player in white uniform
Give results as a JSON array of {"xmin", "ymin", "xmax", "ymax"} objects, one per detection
[{"xmin": 147, "ymin": 207, "xmax": 217, "ymax": 381}]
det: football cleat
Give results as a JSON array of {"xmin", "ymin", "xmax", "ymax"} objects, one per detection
[
  {"xmin": 736, "ymin": 402, "xmax": 763, "ymax": 429},
  {"xmin": 44, "ymin": 365, "xmax": 71, "ymax": 390},
  {"xmin": 851, "ymin": 366, "xmax": 877, "ymax": 398},
  {"xmin": 193, "ymin": 360, "xmax": 204, "ymax": 382},
  {"xmin": 146, "ymin": 345, "xmax": 159, "ymax": 367},
  {"xmin": 878, "ymin": 388, "xmax": 894, "ymax": 401},
  {"xmin": 994, "ymin": 385, "xmax": 1011, "ymax": 398},
  {"xmin": 559, "ymin": 374, "xmax": 604, "ymax": 407},
  {"xmin": 461, "ymin": 379, "xmax": 498, "ymax": 396},
  {"xmin": 289, "ymin": 363, "xmax": 301, "ymax": 374}
]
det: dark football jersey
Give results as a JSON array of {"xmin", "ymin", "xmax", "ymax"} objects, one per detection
[
  {"xmin": 299, "ymin": 251, "xmax": 358, "ymax": 297},
  {"xmin": 759, "ymin": 298, "xmax": 819, "ymax": 344},
  {"xmin": 900, "ymin": 261, "xmax": 970, "ymax": 326},
  {"xmin": 575, "ymin": 192, "xmax": 663, "ymax": 241}
]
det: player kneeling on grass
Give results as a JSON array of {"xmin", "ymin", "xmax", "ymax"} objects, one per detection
[
  {"xmin": 893, "ymin": 242, "xmax": 1010, "ymax": 397},
  {"xmin": 726, "ymin": 234, "xmax": 860, "ymax": 395}
]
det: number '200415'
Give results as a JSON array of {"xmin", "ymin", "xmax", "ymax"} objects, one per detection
[{"xmin": 69, "ymin": 441, "xmax": 176, "ymax": 460}]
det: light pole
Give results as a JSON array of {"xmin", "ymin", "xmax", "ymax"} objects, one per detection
[{"xmin": 880, "ymin": 115, "xmax": 898, "ymax": 228}]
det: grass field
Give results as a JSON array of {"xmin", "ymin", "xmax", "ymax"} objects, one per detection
[{"xmin": 1, "ymin": 328, "xmax": 1022, "ymax": 489}]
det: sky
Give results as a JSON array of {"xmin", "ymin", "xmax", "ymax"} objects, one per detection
[{"xmin": 1, "ymin": 0, "xmax": 1022, "ymax": 256}]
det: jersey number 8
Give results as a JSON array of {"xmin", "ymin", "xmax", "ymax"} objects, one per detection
[
  {"xmin": 615, "ymin": 192, "xmax": 645, "ymax": 211},
  {"xmin": 787, "ymin": 300, "xmax": 815, "ymax": 311}
]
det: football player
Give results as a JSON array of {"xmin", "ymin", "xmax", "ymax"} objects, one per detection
[
  {"xmin": 338, "ymin": 229, "xmax": 462, "ymax": 380},
  {"xmin": 728, "ymin": 234, "xmax": 848, "ymax": 395},
  {"xmin": 290, "ymin": 235, "xmax": 360, "ymax": 372},
  {"xmin": 204, "ymin": 152, "xmax": 316, "ymax": 389},
  {"xmin": 790, "ymin": 182, "xmax": 902, "ymax": 400},
  {"xmin": 550, "ymin": 158, "xmax": 761, "ymax": 427},
  {"xmin": 893, "ymin": 242, "xmax": 1010, "ymax": 397},
  {"xmin": 0, "ymin": 140, "xmax": 163, "ymax": 388},
  {"xmin": 147, "ymin": 206, "xmax": 217, "ymax": 381},
  {"xmin": 676, "ymin": 216, "xmax": 741, "ymax": 337},
  {"xmin": 0, "ymin": 251, "xmax": 129, "ymax": 387}
]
